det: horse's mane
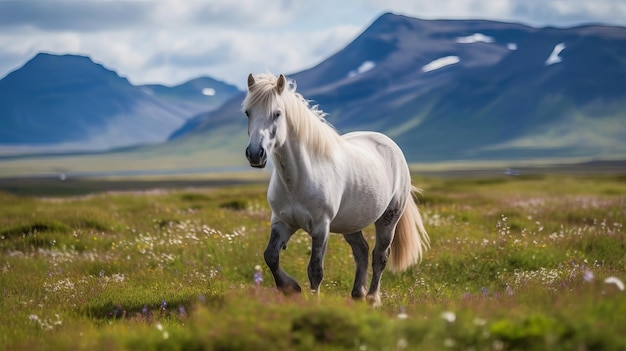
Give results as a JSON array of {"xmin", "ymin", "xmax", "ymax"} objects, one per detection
[{"xmin": 242, "ymin": 73, "xmax": 342, "ymax": 158}]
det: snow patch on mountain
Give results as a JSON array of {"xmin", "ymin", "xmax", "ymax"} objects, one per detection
[
  {"xmin": 348, "ymin": 60, "xmax": 376, "ymax": 77},
  {"xmin": 422, "ymin": 56, "xmax": 460, "ymax": 72},
  {"xmin": 456, "ymin": 33, "xmax": 494, "ymax": 44},
  {"xmin": 202, "ymin": 88, "xmax": 216, "ymax": 96},
  {"xmin": 545, "ymin": 43, "xmax": 566, "ymax": 65}
]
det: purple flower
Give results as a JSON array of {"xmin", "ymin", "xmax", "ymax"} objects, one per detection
[
  {"xmin": 253, "ymin": 265, "xmax": 263, "ymax": 285},
  {"xmin": 254, "ymin": 271, "xmax": 263, "ymax": 285},
  {"xmin": 583, "ymin": 269, "xmax": 594, "ymax": 282},
  {"xmin": 160, "ymin": 300, "xmax": 167, "ymax": 310}
]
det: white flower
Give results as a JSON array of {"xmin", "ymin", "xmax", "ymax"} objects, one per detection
[
  {"xmin": 397, "ymin": 306, "xmax": 408, "ymax": 319},
  {"xmin": 604, "ymin": 277, "xmax": 625, "ymax": 291},
  {"xmin": 441, "ymin": 311, "xmax": 456, "ymax": 323}
]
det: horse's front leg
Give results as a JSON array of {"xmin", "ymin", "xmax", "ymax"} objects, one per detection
[
  {"xmin": 264, "ymin": 218, "xmax": 300, "ymax": 294},
  {"xmin": 308, "ymin": 223, "xmax": 330, "ymax": 294},
  {"xmin": 343, "ymin": 231, "xmax": 369, "ymax": 299}
]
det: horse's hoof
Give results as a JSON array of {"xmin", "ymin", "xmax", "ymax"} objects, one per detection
[
  {"xmin": 280, "ymin": 283, "xmax": 302, "ymax": 295},
  {"xmin": 366, "ymin": 294, "xmax": 381, "ymax": 308},
  {"xmin": 351, "ymin": 286, "xmax": 367, "ymax": 300}
]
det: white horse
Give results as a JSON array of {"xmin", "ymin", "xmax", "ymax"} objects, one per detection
[{"xmin": 243, "ymin": 73, "xmax": 429, "ymax": 306}]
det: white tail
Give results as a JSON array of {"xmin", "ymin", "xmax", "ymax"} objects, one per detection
[{"xmin": 388, "ymin": 186, "xmax": 430, "ymax": 272}]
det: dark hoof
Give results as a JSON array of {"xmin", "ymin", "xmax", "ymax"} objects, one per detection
[{"xmin": 279, "ymin": 283, "xmax": 302, "ymax": 295}]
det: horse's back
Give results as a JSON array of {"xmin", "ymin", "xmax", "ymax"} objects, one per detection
[{"xmin": 341, "ymin": 131, "xmax": 408, "ymax": 172}]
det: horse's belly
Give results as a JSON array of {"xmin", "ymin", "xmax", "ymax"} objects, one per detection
[
  {"xmin": 329, "ymin": 198, "xmax": 387, "ymax": 234},
  {"xmin": 329, "ymin": 218, "xmax": 373, "ymax": 234},
  {"xmin": 271, "ymin": 196, "xmax": 380, "ymax": 235}
]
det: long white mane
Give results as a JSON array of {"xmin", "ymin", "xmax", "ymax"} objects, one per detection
[{"xmin": 243, "ymin": 73, "xmax": 342, "ymax": 158}]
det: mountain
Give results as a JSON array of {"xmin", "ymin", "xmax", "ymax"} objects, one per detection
[
  {"xmin": 0, "ymin": 53, "xmax": 240, "ymax": 153},
  {"xmin": 171, "ymin": 13, "xmax": 626, "ymax": 163},
  {"xmin": 140, "ymin": 77, "xmax": 240, "ymax": 114}
]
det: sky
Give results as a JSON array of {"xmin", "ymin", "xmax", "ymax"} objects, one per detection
[{"xmin": 1, "ymin": 0, "xmax": 625, "ymax": 89}]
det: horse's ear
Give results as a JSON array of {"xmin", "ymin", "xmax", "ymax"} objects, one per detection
[
  {"xmin": 276, "ymin": 74, "xmax": 286, "ymax": 94},
  {"xmin": 247, "ymin": 74, "xmax": 255, "ymax": 89}
]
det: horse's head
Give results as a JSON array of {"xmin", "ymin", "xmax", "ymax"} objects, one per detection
[{"xmin": 242, "ymin": 73, "xmax": 289, "ymax": 168}]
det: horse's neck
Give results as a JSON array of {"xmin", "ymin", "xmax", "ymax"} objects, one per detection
[
  {"xmin": 272, "ymin": 138, "xmax": 314, "ymax": 191},
  {"xmin": 274, "ymin": 109, "xmax": 342, "ymax": 187}
]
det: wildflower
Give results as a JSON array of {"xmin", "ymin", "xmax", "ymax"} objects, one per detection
[
  {"xmin": 253, "ymin": 265, "xmax": 263, "ymax": 285},
  {"xmin": 583, "ymin": 269, "xmax": 594, "ymax": 282},
  {"xmin": 441, "ymin": 311, "xmax": 456, "ymax": 323},
  {"xmin": 604, "ymin": 277, "xmax": 625, "ymax": 291},
  {"xmin": 396, "ymin": 338, "xmax": 408, "ymax": 349},
  {"xmin": 397, "ymin": 306, "xmax": 408, "ymax": 319},
  {"xmin": 160, "ymin": 300, "xmax": 167, "ymax": 310},
  {"xmin": 444, "ymin": 338, "xmax": 456, "ymax": 347},
  {"xmin": 473, "ymin": 317, "xmax": 487, "ymax": 326}
]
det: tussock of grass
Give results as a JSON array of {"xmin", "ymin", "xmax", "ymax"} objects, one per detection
[
  {"xmin": 0, "ymin": 220, "xmax": 71, "ymax": 238},
  {"xmin": 219, "ymin": 199, "xmax": 249, "ymax": 211}
]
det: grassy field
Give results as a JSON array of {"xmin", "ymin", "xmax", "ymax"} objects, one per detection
[{"xmin": 0, "ymin": 173, "xmax": 624, "ymax": 350}]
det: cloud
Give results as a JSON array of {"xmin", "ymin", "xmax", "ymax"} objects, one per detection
[
  {"xmin": 371, "ymin": 0, "xmax": 626, "ymax": 27},
  {"xmin": 0, "ymin": 1, "xmax": 151, "ymax": 31},
  {"xmin": 512, "ymin": 1, "xmax": 626, "ymax": 26},
  {"xmin": 0, "ymin": 0, "xmax": 625, "ymax": 89},
  {"xmin": 0, "ymin": 0, "xmax": 362, "ymax": 88}
]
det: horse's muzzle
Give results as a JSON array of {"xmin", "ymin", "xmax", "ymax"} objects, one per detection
[{"xmin": 245, "ymin": 146, "xmax": 267, "ymax": 168}]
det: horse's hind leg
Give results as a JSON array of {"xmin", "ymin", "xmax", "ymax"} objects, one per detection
[
  {"xmin": 367, "ymin": 207, "xmax": 402, "ymax": 307},
  {"xmin": 264, "ymin": 219, "xmax": 301, "ymax": 294},
  {"xmin": 343, "ymin": 231, "xmax": 369, "ymax": 299}
]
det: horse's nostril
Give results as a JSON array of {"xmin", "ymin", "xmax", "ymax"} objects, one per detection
[
  {"xmin": 245, "ymin": 147, "xmax": 251, "ymax": 159},
  {"xmin": 259, "ymin": 148, "xmax": 265, "ymax": 158}
]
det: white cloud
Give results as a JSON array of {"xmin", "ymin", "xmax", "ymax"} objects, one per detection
[
  {"xmin": 1, "ymin": 0, "xmax": 625, "ymax": 88},
  {"xmin": 422, "ymin": 56, "xmax": 460, "ymax": 72},
  {"xmin": 370, "ymin": 0, "xmax": 626, "ymax": 27},
  {"xmin": 507, "ymin": 43, "xmax": 518, "ymax": 50}
]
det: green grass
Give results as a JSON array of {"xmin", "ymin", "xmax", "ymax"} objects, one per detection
[{"xmin": 0, "ymin": 174, "xmax": 625, "ymax": 350}]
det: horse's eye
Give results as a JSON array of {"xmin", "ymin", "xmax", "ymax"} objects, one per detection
[
  {"xmin": 272, "ymin": 111, "xmax": 281, "ymax": 119},
  {"xmin": 245, "ymin": 110, "xmax": 250, "ymax": 117}
]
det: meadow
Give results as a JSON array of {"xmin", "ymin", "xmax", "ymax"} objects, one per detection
[{"xmin": 0, "ymin": 172, "xmax": 624, "ymax": 350}]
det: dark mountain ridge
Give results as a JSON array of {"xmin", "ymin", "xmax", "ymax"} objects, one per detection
[{"xmin": 170, "ymin": 13, "xmax": 626, "ymax": 162}]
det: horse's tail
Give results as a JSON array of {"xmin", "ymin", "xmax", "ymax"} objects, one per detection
[{"xmin": 389, "ymin": 186, "xmax": 430, "ymax": 272}]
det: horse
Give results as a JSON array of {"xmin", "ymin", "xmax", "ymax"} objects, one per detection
[{"xmin": 242, "ymin": 73, "xmax": 429, "ymax": 306}]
